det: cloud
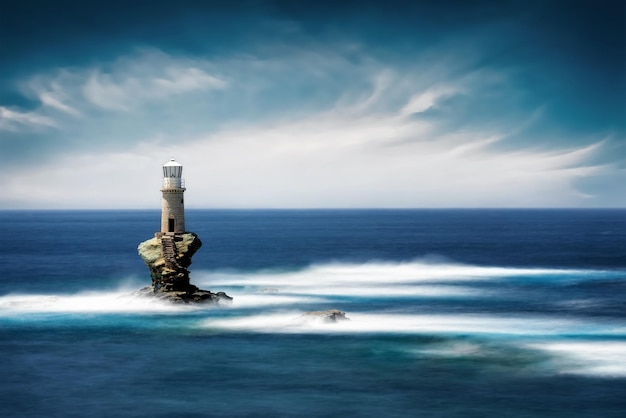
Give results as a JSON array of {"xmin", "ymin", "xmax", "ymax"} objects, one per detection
[
  {"xmin": 0, "ymin": 46, "xmax": 620, "ymax": 208},
  {"xmin": 172, "ymin": 104, "xmax": 605, "ymax": 208},
  {"xmin": 401, "ymin": 85, "xmax": 461, "ymax": 115},
  {"xmin": 83, "ymin": 62, "xmax": 227, "ymax": 111},
  {"xmin": 2, "ymin": 50, "xmax": 228, "ymax": 134},
  {"xmin": 2, "ymin": 69, "xmax": 609, "ymax": 208},
  {"xmin": 33, "ymin": 77, "xmax": 83, "ymax": 117},
  {"xmin": 0, "ymin": 106, "xmax": 57, "ymax": 131},
  {"xmin": 4, "ymin": 126, "xmax": 606, "ymax": 208},
  {"xmin": 39, "ymin": 91, "xmax": 81, "ymax": 116}
]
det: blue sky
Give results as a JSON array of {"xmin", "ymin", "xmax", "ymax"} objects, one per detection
[{"xmin": 0, "ymin": 0, "xmax": 624, "ymax": 208}]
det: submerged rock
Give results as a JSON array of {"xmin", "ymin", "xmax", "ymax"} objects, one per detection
[
  {"xmin": 299, "ymin": 309, "xmax": 350, "ymax": 323},
  {"xmin": 137, "ymin": 232, "xmax": 232, "ymax": 304}
]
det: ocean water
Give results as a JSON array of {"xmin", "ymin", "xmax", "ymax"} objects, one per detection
[{"xmin": 0, "ymin": 209, "xmax": 625, "ymax": 417}]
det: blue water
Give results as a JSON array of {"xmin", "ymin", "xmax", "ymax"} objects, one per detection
[{"xmin": 1, "ymin": 209, "xmax": 625, "ymax": 417}]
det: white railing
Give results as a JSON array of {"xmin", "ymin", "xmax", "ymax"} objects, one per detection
[{"xmin": 162, "ymin": 178, "xmax": 186, "ymax": 188}]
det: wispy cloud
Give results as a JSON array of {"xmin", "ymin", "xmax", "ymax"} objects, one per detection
[
  {"xmin": 0, "ymin": 106, "xmax": 57, "ymax": 131},
  {"xmin": 401, "ymin": 85, "xmax": 461, "ymax": 115},
  {"xmin": 83, "ymin": 61, "xmax": 226, "ymax": 111},
  {"xmin": 33, "ymin": 77, "xmax": 83, "ymax": 117},
  {"xmin": 1, "ymin": 50, "xmax": 228, "ymax": 133},
  {"xmin": 0, "ymin": 46, "xmax": 619, "ymax": 208},
  {"xmin": 39, "ymin": 91, "xmax": 81, "ymax": 117}
]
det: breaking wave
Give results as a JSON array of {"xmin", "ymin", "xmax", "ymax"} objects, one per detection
[
  {"xmin": 1, "ymin": 260, "xmax": 624, "ymax": 378},
  {"xmin": 0, "ymin": 291, "xmax": 188, "ymax": 314}
]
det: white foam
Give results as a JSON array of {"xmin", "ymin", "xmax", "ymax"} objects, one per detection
[
  {"xmin": 0, "ymin": 291, "xmax": 195, "ymax": 314},
  {"xmin": 292, "ymin": 284, "xmax": 483, "ymax": 297},
  {"xmin": 413, "ymin": 341, "xmax": 485, "ymax": 358},
  {"xmin": 197, "ymin": 261, "xmax": 583, "ymax": 291},
  {"xmin": 230, "ymin": 294, "xmax": 328, "ymax": 308},
  {"xmin": 191, "ymin": 259, "xmax": 592, "ymax": 304},
  {"xmin": 229, "ymin": 285, "xmax": 483, "ymax": 301},
  {"xmin": 201, "ymin": 312, "xmax": 625, "ymax": 336},
  {"xmin": 528, "ymin": 341, "xmax": 626, "ymax": 377}
]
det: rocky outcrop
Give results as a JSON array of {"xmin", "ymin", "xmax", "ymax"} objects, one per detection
[
  {"xmin": 137, "ymin": 232, "xmax": 232, "ymax": 304},
  {"xmin": 134, "ymin": 285, "xmax": 232, "ymax": 304}
]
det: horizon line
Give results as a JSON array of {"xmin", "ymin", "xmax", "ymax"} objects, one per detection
[{"xmin": 1, "ymin": 207, "xmax": 625, "ymax": 211}]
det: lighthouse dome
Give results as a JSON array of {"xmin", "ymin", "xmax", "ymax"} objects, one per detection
[{"xmin": 163, "ymin": 158, "xmax": 183, "ymax": 178}]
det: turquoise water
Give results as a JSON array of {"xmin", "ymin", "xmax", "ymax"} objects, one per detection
[{"xmin": 1, "ymin": 210, "xmax": 625, "ymax": 417}]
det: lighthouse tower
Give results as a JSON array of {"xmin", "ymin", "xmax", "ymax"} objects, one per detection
[{"xmin": 160, "ymin": 158, "xmax": 186, "ymax": 234}]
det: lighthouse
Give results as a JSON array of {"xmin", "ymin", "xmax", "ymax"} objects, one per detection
[
  {"xmin": 138, "ymin": 158, "xmax": 232, "ymax": 304},
  {"xmin": 160, "ymin": 158, "xmax": 186, "ymax": 234}
]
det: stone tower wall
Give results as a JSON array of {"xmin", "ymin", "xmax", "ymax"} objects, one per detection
[{"xmin": 161, "ymin": 188, "xmax": 186, "ymax": 233}]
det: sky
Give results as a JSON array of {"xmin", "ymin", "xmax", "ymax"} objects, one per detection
[{"xmin": 0, "ymin": 0, "xmax": 624, "ymax": 209}]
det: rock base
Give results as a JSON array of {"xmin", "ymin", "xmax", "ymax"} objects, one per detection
[
  {"xmin": 137, "ymin": 232, "xmax": 232, "ymax": 305},
  {"xmin": 136, "ymin": 285, "xmax": 233, "ymax": 305}
]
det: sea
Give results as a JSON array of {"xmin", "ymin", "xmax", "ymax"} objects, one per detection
[{"xmin": 0, "ymin": 209, "xmax": 624, "ymax": 417}]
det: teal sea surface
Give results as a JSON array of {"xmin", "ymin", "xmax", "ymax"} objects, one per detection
[{"xmin": 0, "ymin": 209, "xmax": 625, "ymax": 417}]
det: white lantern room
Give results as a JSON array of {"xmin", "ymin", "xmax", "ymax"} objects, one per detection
[{"xmin": 162, "ymin": 158, "xmax": 184, "ymax": 189}]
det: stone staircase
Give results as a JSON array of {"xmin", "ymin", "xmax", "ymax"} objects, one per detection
[{"xmin": 161, "ymin": 235, "xmax": 182, "ymax": 269}]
